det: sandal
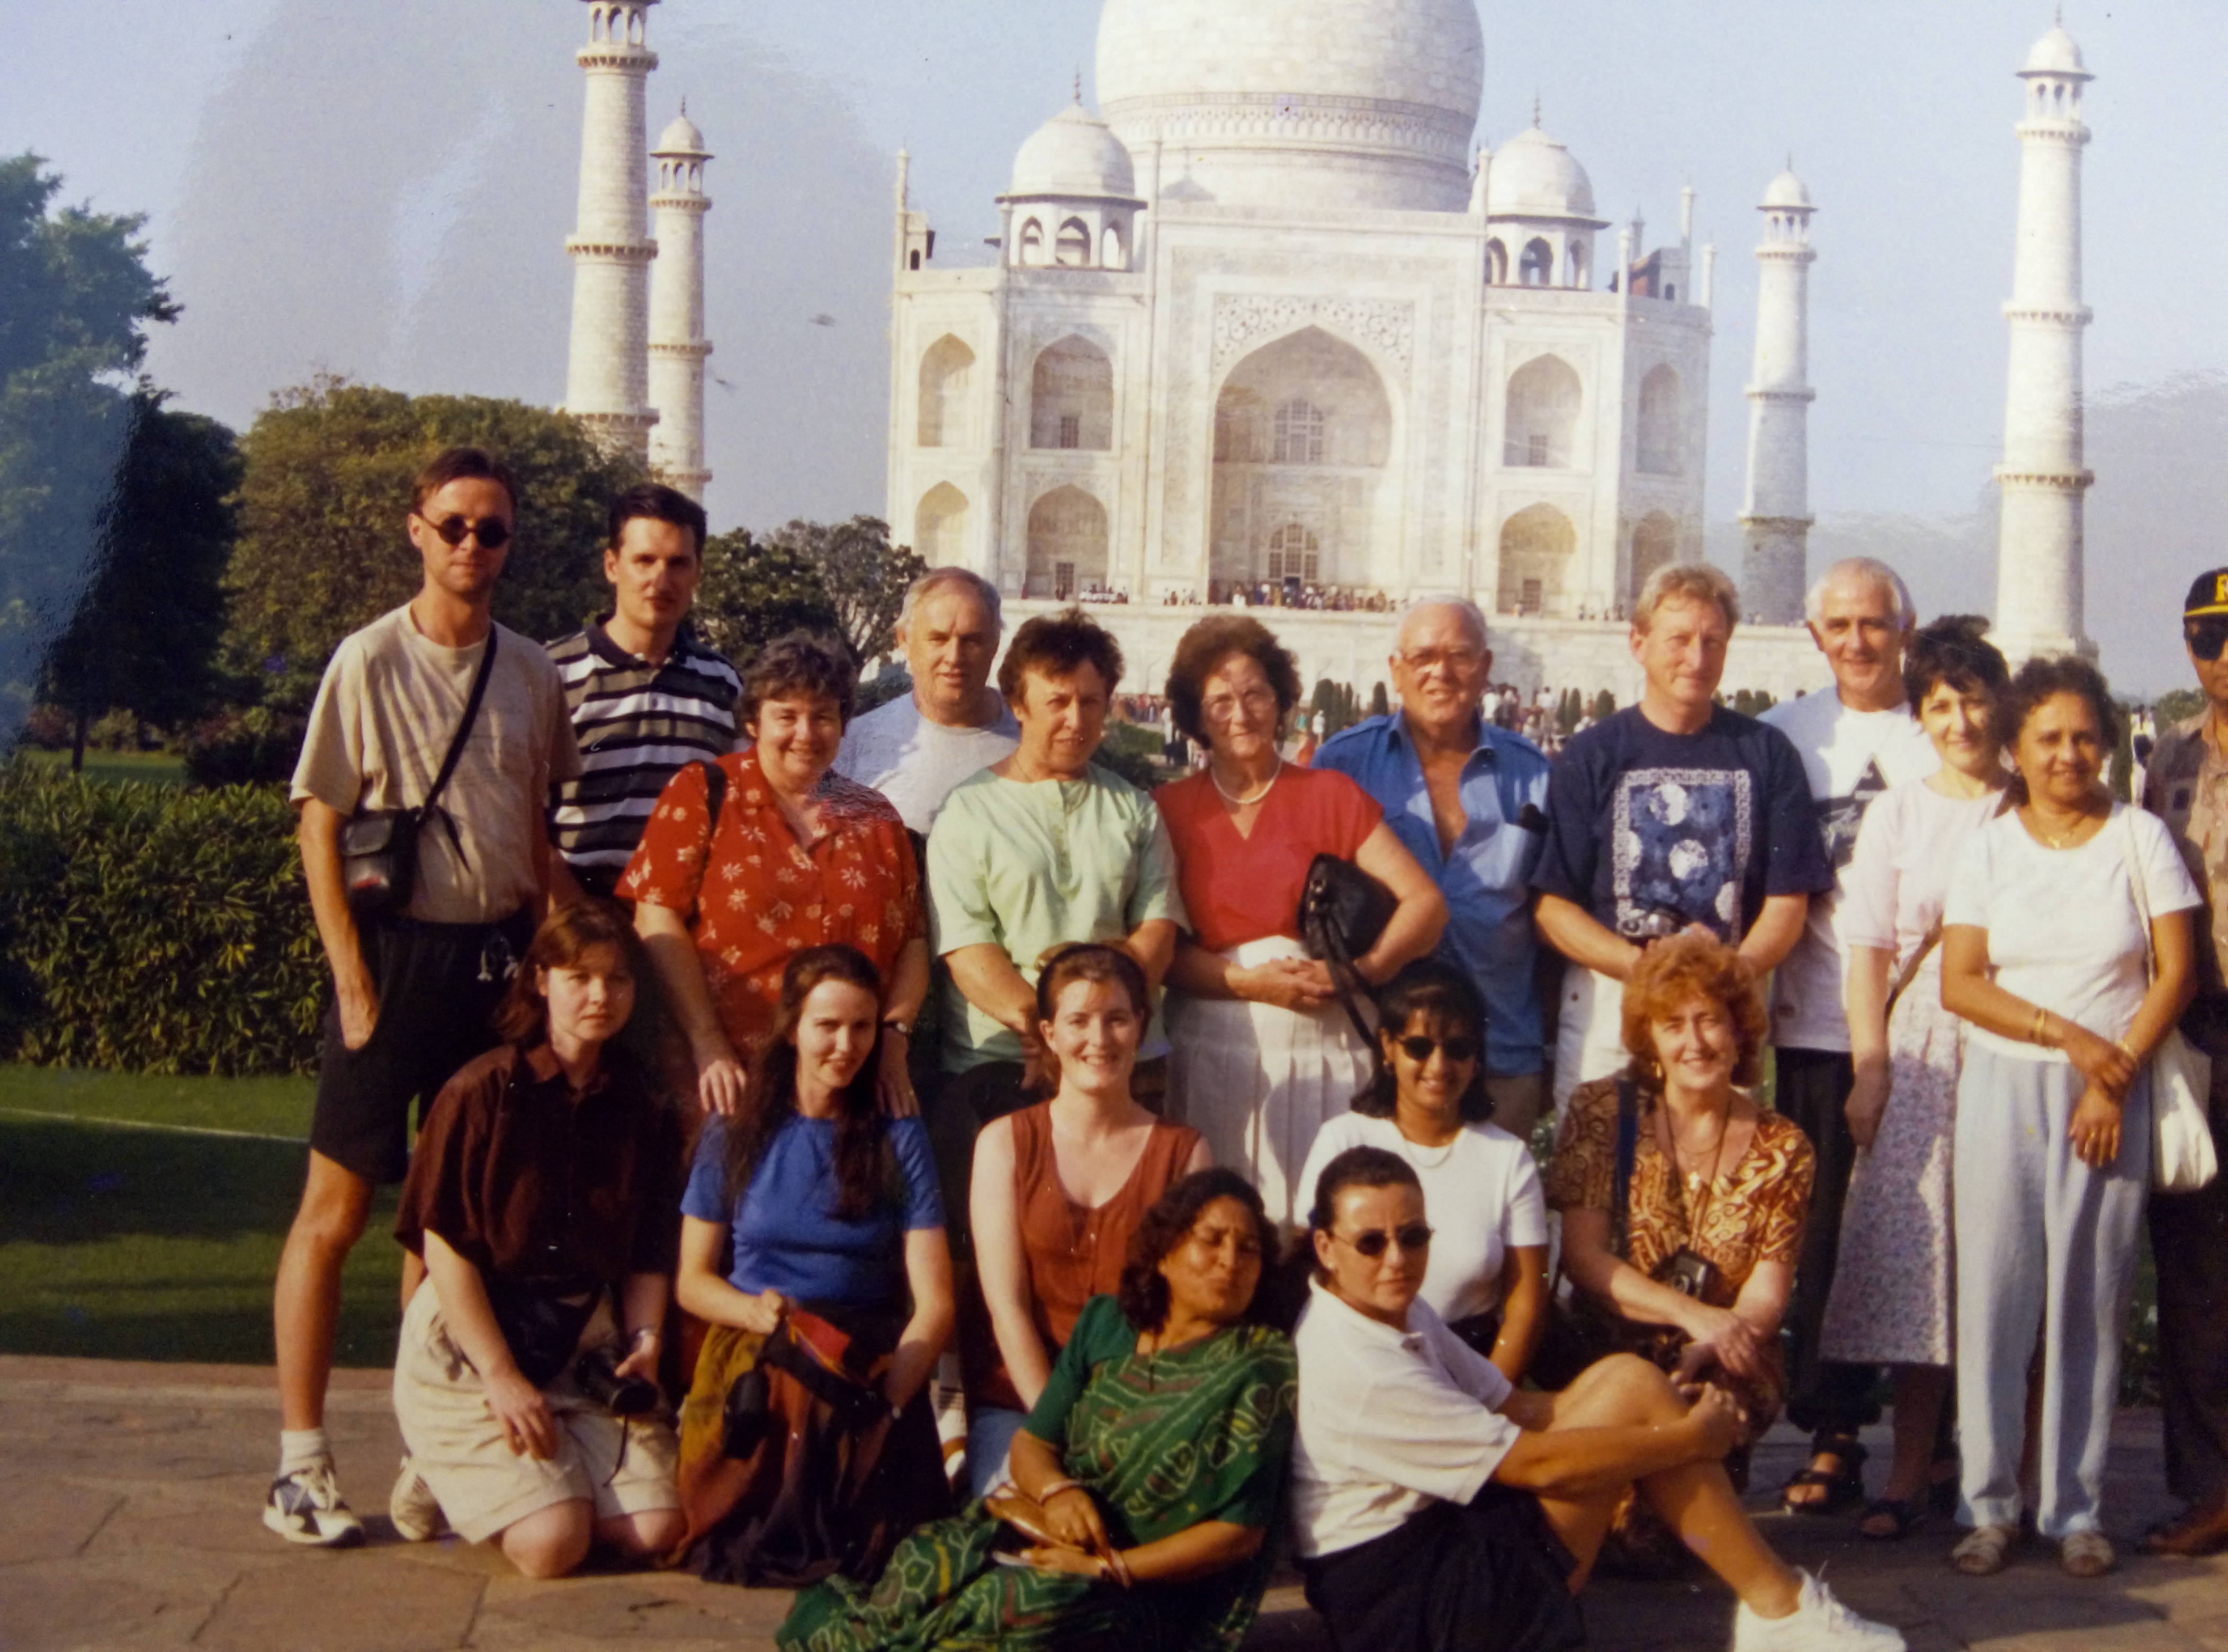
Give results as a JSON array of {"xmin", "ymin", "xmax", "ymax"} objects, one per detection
[
  {"xmin": 2059, "ymin": 1530, "xmax": 2115, "ymax": 1577},
  {"xmin": 1951, "ymin": 1522, "xmax": 2019, "ymax": 1576},
  {"xmin": 1858, "ymin": 1496, "xmax": 1926, "ymax": 1541},
  {"xmin": 1782, "ymin": 1438, "xmax": 1868, "ymax": 1516}
]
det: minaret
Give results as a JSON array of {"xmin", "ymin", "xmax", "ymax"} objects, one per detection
[
  {"xmin": 1991, "ymin": 20, "xmax": 2095, "ymax": 663},
  {"xmin": 1739, "ymin": 166, "xmax": 1817, "ymax": 625},
  {"xmin": 563, "ymin": 1, "xmax": 659, "ymax": 465},
  {"xmin": 648, "ymin": 104, "xmax": 712, "ymax": 502}
]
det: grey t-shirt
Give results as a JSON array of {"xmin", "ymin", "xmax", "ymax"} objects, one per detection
[
  {"xmin": 833, "ymin": 692, "xmax": 1020, "ymax": 836},
  {"xmin": 292, "ymin": 605, "xmax": 582, "ymax": 925}
]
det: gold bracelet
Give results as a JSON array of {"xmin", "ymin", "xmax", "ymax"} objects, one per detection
[
  {"xmin": 2032, "ymin": 1007, "xmax": 2051, "ymax": 1046},
  {"xmin": 2116, "ymin": 1038, "xmax": 2139, "ymax": 1060}
]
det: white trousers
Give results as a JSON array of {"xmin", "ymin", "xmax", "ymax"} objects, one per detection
[
  {"xmin": 1551, "ymin": 963, "xmax": 1631, "ymax": 1128},
  {"xmin": 1952, "ymin": 1045, "xmax": 2149, "ymax": 1538}
]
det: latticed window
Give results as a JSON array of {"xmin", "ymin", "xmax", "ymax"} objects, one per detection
[
  {"xmin": 1266, "ymin": 523, "xmax": 1320, "ymax": 583},
  {"xmin": 1059, "ymin": 414, "xmax": 1081, "ymax": 450},
  {"xmin": 1055, "ymin": 561, "xmax": 1076, "ymax": 599},
  {"xmin": 1272, "ymin": 399, "xmax": 1325, "ymax": 464}
]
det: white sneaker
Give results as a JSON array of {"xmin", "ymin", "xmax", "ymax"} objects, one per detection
[
  {"xmin": 388, "ymin": 1455, "xmax": 447, "ymax": 1543},
  {"xmin": 1732, "ymin": 1570, "xmax": 1905, "ymax": 1650},
  {"xmin": 263, "ymin": 1459, "xmax": 366, "ymax": 1548}
]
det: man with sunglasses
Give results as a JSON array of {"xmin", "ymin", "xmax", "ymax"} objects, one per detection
[
  {"xmin": 1291, "ymin": 1146, "xmax": 1903, "ymax": 1650},
  {"xmin": 2134, "ymin": 570, "xmax": 2228, "ymax": 1557},
  {"xmin": 273, "ymin": 446, "xmax": 582, "ymax": 1547}
]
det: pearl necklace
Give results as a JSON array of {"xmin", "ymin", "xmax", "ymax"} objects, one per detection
[{"xmin": 1209, "ymin": 757, "xmax": 1282, "ymax": 808}]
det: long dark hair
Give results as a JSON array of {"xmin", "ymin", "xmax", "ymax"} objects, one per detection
[
  {"xmin": 1115, "ymin": 1169, "xmax": 1272, "ymax": 1334},
  {"xmin": 1351, "ymin": 957, "xmax": 1492, "ymax": 1123},
  {"xmin": 494, "ymin": 899, "xmax": 641, "ymax": 1047},
  {"xmin": 720, "ymin": 944, "xmax": 890, "ymax": 1221}
]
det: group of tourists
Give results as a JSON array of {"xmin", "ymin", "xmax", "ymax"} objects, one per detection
[{"xmin": 251, "ymin": 442, "xmax": 2228, "ymax": 1652}]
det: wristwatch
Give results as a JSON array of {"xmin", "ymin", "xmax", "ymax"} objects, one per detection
[{"xmin": 883, "ymin": 1018, "xmax": 914, "ymax": 1038}]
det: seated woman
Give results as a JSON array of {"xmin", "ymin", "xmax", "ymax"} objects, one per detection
[
  {"xmin": 1546, "ymin": 932, "xmax": 1814, "ymax": 1560},
  {"xmin": 672, "ymin": 945, "xmax": 955, "ymax": 1586},
  {"xmin": 780, "ymin": 1170, "xmax": 1298, "ymax": 1652},
  {"xmin": 390, "ymin": 901, "xmax": 685, "ymax": 1579},
  {"xmin": 1293, "ymin": 1147, "xmax": 1901, "ymax": 1652},
  {"xmin": 1156, "ymin": 616, "xmax": 1445, "ymax": 1227},
  {"xmin": 1297, "ymin": 959, "xmax": 1548, "ymax": 1380},
  {"xmin": 964, "ymin": 944, "xmax": 1209, "ymax": 1498}
]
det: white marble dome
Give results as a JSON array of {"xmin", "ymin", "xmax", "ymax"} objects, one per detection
[
  {"xmin": 2021, "ymin": 24, "xmax": 2089, "ymax": 77},
  {"xmin": 1759, "ymin": 168, "xmax": 1811, "ymax": 211},
  {"xmin": 654, "ymin": 110, "xmax": 706, "ymax": 156},
  {"xmin": 1095, "ymin": 0, "xmax": 1486, "ymax": 213},
  {"xmin": 1009, "ymin": 104, "xmax": 1138, "ymax": 199},
  {"xmin": 1485, "ymin": 126, "xmax": 1597, "ymax": 220}
]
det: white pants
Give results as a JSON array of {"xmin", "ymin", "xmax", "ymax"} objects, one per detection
[
  {"xmin": 1551, "ymin": 963, "xmax": 1631, "ymax": 1128},
  {"xmin": 1952, "ymin": 1046, "xmax": 2149, "ymax": 1537}
]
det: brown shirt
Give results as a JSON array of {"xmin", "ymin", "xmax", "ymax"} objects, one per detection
[
  {"xmin": 396, "ymin": 1043, "xmax": 684, "ymax": 1289},
  {"xmin": 2144, "ymin": 713, "xmax": 2228, "ymax": 1043},
  {"xmin": 962, "ymin": 1100, "xmax": 1199, "ymax": 1413}
]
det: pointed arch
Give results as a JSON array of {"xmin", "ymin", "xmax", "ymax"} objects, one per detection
[
  {"xmin": 1636, "ymin": 364, "xmax": 1682, "ymax": 475},
  {"xmin": 1486, "ymin": 238, "xmax": 1509, "ymax": 285},
  {"xmin": 917, "ymin": 335, "xmax": 975, "ymax": 448},
  {"xmin": 914, "ymin": 482, "xmax": 969, "ymax": 563},
  {"xmin": 1026, "ymin": 485, "xmax": 1108, "ymax": 600},
  {"xmin": 1504, "ymin": 354, "xmax": 1582, "ymax": 469},
  {"xmin": 1055, "ymin": 218, "xmax": 1092, "ymax": 267},
  {"xmin": 1520, "ymin": 238, "xmax": 1553, "ymax": 285},
  {"xmin": 1496, "ymin": 503, "xmax": 1578, "ymax": 616},
  {"xmin": 1630, "ymin": 511, "xmax": 1677, "ymax": 603},
  {"xmin": 1031, "ymin": 336, "xmax": 1113, "ymax": 451}
]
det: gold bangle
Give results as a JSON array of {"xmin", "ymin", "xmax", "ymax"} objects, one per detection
[
  {"xmin": 2115, "ymin": 1038, "xmax": 2139, "ymax": 1060},
  {"xmin": 2032, "ymin": 1007, "xmax": 2051, "ymax": 1046}
]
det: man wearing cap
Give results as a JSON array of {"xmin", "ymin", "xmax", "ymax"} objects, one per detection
[{"xmin": 2136, "ymin": 569, "xmax": 2228, "ymax": 1555}]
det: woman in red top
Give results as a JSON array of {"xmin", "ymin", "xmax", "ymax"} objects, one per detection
[
  {"xmin": 624, "ymin": 633, "xmax": 928, "ymax": 1119},
  {"xmin": 1155, "ymin": 617, "xmax": 1444, "ymax": 1227}
]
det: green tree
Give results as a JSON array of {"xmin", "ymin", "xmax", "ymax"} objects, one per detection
[
  {"xmin": 1369, "ymin": 681, "xmax": 1390, "ymax": 719},
  {"xmin": 693, "ymin": 527, "xmax": 840, "ymax": 670},
  {"xmin": 39, "ymin": 393, "xmax": 240, "ymax": 767},
  {"xmin": 0, "ymin": 154, "xmax": 179, "ymax": 748},
  {"xmin": 1591, "ymin": 688, "xmax": 1617, "ymax": 722},
  {"xmin": 759, "ymin": 516, "xmax": 924, "ymax": 668},
  {"xmin": 221, "ymin": 378, "xmax": 637, "ymax": 711},
  {"xmin": 2155, "ymin": 687, "xmax": 2205, "ymax": 728}
]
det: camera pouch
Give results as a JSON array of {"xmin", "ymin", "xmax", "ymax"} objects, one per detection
[{"xmin": 340, "ymin": 807, "xmax": 423, "ymax": 920}]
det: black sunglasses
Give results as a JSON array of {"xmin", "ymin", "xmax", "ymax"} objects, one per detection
[
  {"xmin": 1335, "ymin": 1223, "xmax": 1434, "ymax": 1258},
  {"xmin": 2188, "ymin": 618, "xmax": 2228, "ymax": 663},
  {"xmin": 421, "ymin": 513, "xmax": 512, "ymax": 549},
  {"xmin": 1396, "ymin": 1034, "xmax": 1480, "ymax": 1063}
]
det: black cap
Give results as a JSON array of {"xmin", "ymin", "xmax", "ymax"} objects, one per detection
[{"xmin": 2188, "ymin": 570, "xmax": 2228, "ymax": 618}]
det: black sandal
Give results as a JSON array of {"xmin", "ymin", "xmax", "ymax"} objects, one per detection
[
  {"xmin": 1782, "ymin": 1439, "xmax": 1867, "ymax": 1516},
  {"xmin": 1858, "ymin": 1496, "xmax": 1926, "ymax": 1540}
]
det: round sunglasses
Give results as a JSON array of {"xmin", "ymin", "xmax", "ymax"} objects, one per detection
[
  {"xmin": 419, "ymin": 513, "xmax": 512, "ymax": 549},
  {"xmin": 1333, "ymin": 1223, "xmax": 1434, "ymax": 1258},
  {"xmin": 1394, "ymin": 1034, "xmax": 1479, "ymax": 1064}
]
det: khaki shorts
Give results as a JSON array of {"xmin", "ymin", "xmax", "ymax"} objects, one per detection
[{"xmin": 392, "ymin": 1280, "xmax": 680, "ymax": 1545}]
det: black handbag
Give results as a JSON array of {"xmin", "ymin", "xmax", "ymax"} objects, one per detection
[
  {"xmin": 342, "ymin": 629, "xmax": 498, "ymax": 919},
  {"xmin": 1297, "ymin": 851, "xmax": 1398, "ymax": 1046}
]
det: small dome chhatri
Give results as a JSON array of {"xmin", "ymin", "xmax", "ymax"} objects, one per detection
[
  {"xmin": 1008, "ymin": 103, "xmax": 1138, "ymax": 201},
  {"xmin": 1486, "ymin": 125, "xmax": 1600, "ymax": 222},
  {"xmin": 654, "ymin": 105, "xmax": 707, "ymax": 157},
  {"xmin": 2021, "ymin": 23, "xmax": 2090, "ymax": 78},
  {"xmin": 1760, "ymin": 168, "xmax": 1811, "ymax": 212}
]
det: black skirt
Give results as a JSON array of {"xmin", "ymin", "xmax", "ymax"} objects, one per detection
[{"xmin": 1300, "ymin": 1480, "xmax": 1588, "ymax": 1652}]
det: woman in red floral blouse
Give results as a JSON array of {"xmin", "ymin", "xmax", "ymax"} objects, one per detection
[{"xmin": 624, "ymin": 633, "xmax": 928, "ymax": 1119}]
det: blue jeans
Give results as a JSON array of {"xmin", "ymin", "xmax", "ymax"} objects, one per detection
[{"xmin": 966, "ymin": 1406, "xmax": 1028, "ymax": 1500}]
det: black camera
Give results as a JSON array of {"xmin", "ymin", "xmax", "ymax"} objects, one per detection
[
  {"xmin": 1617, "ymin": 904, "xmax": 1690, "ymax": 942},
  {"xmin": 574, "ymin": 1346, "xmax": 660, "ymax": 1416},
  {"xmin": 1654, "ymin": 1247, "xmax": 1722, "ymax": 1301}
]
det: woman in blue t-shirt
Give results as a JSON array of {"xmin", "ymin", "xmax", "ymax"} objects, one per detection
[{"xmin": 671, "ymin": 944, "xmax": 955, "ymax": 1585}]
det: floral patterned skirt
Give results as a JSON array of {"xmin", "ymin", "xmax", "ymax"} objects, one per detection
[{"xmin": 1819, "ymin": 951, "xmax": 1962, "ymax": 1368}]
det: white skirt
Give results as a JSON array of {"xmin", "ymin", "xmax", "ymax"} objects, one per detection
[{"xmin": 1165, "ymin": 936, "xmax": 1377, "ymax": 1228}]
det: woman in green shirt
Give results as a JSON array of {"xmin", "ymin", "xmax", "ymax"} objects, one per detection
[{"xmin": 777, "ymin": 1169, "xmax": 1297, "ymax": 1652}]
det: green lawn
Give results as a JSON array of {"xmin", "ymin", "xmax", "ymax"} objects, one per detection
[
  {"xmin": 0, "ymin": 1064, "xmax": 403, "ymax": 1367},
  {"xmin": 13, "ymin": 748, "xmax": 187, "ymax": 787}
]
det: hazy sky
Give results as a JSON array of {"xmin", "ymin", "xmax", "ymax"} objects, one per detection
[{"xmin": 4, "ymin": 1, "xmax": 2222, "ymax": 683}]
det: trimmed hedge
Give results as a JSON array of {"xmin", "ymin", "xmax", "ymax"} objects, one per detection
[{"xmin": 0, "ymin": 765, "xmax": 324, "ymax": 1075}]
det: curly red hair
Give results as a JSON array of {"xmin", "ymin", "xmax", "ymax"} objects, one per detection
[{"xmin": 1619, "ymin": 930, "xmax": 1768, "ymax": 1087}]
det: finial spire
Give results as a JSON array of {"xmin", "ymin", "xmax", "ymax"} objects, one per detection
[
  {"xmin": 1074, "ymin": 68, "xmax": 1083, "ymax": 105},
  {"xmin": 1531, "ymin": 93, "xmax": 1541, "ymax": 128},
  {"xmin": 679, "ymin": 95, "xmax": 687, "ymax": 116}
]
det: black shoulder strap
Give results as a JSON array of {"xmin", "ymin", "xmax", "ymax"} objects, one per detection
[
  {"xmin": 424, "ymin": 626, "xmax": 498, "ymax": 820},
  {"xmin": 1610, "ymin": 1076, "xmax": 1638, "ymax": 1262},
  {"xmin": 697, "ymin": 758, "xmax": 727, "ymax": 837}
]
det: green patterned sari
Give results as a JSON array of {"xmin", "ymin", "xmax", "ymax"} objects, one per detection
[{"xmin": 778, "ymin": 1295, "xmax": 1297, "ymax": 1652}]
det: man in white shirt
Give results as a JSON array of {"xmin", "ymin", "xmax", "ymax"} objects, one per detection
[
  {"xmin": 1291, "ymin": 1146, "xmax": 1903, "ymax": 1652},
  {"xmin": 1758, "ymin": 559, "xmax": 1939, "ymax": 1513},
  {"xmin": 834, "ymin": 567, "xmax": 1019, "ymax": 837}
]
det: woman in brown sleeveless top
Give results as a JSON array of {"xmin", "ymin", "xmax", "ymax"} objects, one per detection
[{"xmin": 963, "ymin": 944, "xmax": 1209, "ymax": 1497}]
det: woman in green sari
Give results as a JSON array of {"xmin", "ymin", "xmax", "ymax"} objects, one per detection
[{"xmin": 778, "ymin": 1169, "xmax": 1297, "ymax": 1652}]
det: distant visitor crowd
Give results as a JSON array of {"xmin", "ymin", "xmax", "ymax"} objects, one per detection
[{"xmin": 250, "ymin": 443, "xmax": 2228, "ymax": 1652}]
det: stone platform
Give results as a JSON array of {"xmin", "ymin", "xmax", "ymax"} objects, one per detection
[{"xmin": 2, "ymin": 1354, "xmax": 2222, "ymax": 1651}]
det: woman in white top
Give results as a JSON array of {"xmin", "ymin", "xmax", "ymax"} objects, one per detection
[
  {"xmin": 1820, "ymin": 617, "xmax": 2010, "ymax": 1540},
  {"xmin": 1940, "ymin": 655, "xmax": 2200, "ymax": 1579},
  {"xmin": 1297, "ymin": 958, "xmax": 1548, "ymax": 1381}
]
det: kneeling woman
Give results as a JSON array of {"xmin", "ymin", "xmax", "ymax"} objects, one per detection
[
  {"xmin": 780, "ymin": 1171, "xmax": 1298, "ymax": 1652},
  {"xmin": 390, "ymin": 901, "xmax": 686, "ymax": 1579},
  {"xmin": 673, "ymin": 945, "xmax": 955, "ymax": 1585}
]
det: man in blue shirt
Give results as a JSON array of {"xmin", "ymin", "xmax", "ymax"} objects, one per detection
[{"xmin": 1317, "ymin": 597, "xmax": 1553, "ymax": 1142}]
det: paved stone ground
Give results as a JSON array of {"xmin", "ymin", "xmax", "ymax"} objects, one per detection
[{"xmin": 2, "ymin": 1354, "xmax": 2224, "ymax": 1651}]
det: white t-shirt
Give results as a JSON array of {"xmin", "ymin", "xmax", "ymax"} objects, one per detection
[
  {"xmin": 1759, "ymin": 688, "xmax": 1939, "ymax": 1050},
  {"xmin": 1943, "ymin": 803, "xmax": 2202, "ymax": 1062},
  {"xmin": 1297, "ymin": 1115, "xmax": 1548, "ymax": 1325},
  {"xmin": 1290, "ymin": 1280, "xmax": 1520, "ymax": 1559},
  {"xmin": 1840, "ymin": 779, "xmax": 2004, "ymax": 966},
  {"xmin": 832, "ymin": 692, "xmax": 1020, "ymax": 836}
]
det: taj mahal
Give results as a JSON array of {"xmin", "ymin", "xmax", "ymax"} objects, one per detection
[{"xmin": 557, "ymin": 0, "xmax": 2098, "ymax": 706}]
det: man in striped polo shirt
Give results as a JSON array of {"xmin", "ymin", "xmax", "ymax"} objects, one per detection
[{"xmin": 546, "ymin": 483, "xmax": 741, "ymax": 897}]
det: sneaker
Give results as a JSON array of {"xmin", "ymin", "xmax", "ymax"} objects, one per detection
[
  {"xmin": 388, "ymin": 1455, "xmax": 446, "ymax": 1543},
  {"xmin": 262, "ymin": 1459, "xmax": 366, "ymax": 1548},
  {"xmin": 1732, "ymin": 1570, "xmax": 1906, "ymax": 1650}
]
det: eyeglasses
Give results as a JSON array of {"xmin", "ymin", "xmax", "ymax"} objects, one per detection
[
  {"xmin": 2188, "ymin": 618, "xmax": 2228, "ymax": 663},
  {"xmin": 1334, "ymin": 1223, "xmax": 1434, "ymax": 1258},
  {"xmin": 420, "ymin": 514, "xmax": 512, "ymax": 549},
  {"xmin": 1396, "ymin": 1034, "xmax": 1479, "ymax": 1063},
  {"xmin": 1398, "ymin": 648, "xmax": 1483, "ymax": 673},
  {"xmin": 1201, "ymin": 687, "xmax": 1279, "ymax": 721}
]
